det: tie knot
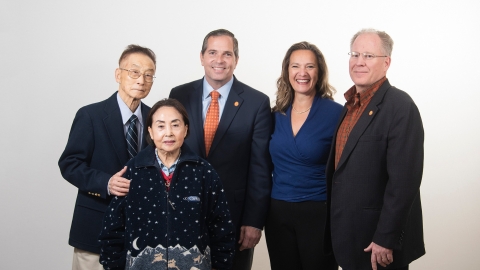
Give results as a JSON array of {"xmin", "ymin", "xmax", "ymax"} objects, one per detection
[
  {"xmin": 129, "ymin": 114, "xmax": 138, "ymax": 124},
  {"xmin": 210, "ymin": 90, "xmax": 220, "ymax": 100}
]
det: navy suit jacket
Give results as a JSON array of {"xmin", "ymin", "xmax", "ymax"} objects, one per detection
[
  {"xmin": 59, "ymin": 92, "xmax": 150, "ymax": 253},
  {"xmin": 169, "ymin": 77, "xmax": 272, "ymax": 236},
  {"xmin": 325, "ymin": 80, "xmax": 425, "ymax": 269}
]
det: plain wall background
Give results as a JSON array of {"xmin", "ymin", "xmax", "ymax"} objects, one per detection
[{"xmin": 1, "ymin": 0, "xmax": 479, "ymax": 269}]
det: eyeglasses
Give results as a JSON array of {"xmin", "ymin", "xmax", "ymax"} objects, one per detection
[
  {"xmin": 119, "ymin": 68, "xmax": 156, "ymax": 82},
  {"xmin": 348, "ymin": 52, "xmax": 388, "ymax": 60}
]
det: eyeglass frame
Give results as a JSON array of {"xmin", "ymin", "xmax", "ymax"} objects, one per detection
[
  {"xmin": 119, "ymin": 68, "xmax": 156, "ymax": 82},
  {"xmin": 348, "ymin": 52, "xmax": 388, "ymax": 60}
]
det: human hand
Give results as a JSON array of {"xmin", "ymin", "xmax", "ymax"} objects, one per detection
[
  {"xmin": 108, "ymin": 166, "xmax": 130, "ymax": 196},
  {"xmin": 238, "ymin": 226, "xmax": 261, "ymax": 251},
  {"xmin": 364, "ymin": 242, "xmax": 393, "ymax": 270}
]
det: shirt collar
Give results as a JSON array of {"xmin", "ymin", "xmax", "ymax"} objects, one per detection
[
  {"xmin": 116, "ymin": 92, "xmax": 143, "ymax": 126},
  {"xmin": 155, "ymin": 148, "xmax": 181, "ymax": 175},
  {"xmin": 202, "ymin": 76, "xmax": 234, "ymax": 100},
  {"xmin": 344, "ymin": 77, "xmax": 387, "ymax": 107}
]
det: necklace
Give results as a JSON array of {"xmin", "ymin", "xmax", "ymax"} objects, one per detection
[{"xmin": 292, "ymin": 105, "xmax": 311, "ymax": 114}]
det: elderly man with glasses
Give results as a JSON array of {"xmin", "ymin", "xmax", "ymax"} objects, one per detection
[
  {"xmin": 325, "ymin": 29, "xmax": 425, "ymax": 270},
  {"xmin": 59, "ymin": 44, "xmax": 156, "ymax": 270}
]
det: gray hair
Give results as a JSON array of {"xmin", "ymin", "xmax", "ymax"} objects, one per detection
[{"xmin": 350, "ymin": 28, "xmax": 394, "ymax": 56}]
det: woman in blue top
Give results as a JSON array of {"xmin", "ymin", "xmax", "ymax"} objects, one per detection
[{"xmin": 265, "ymin": 42, "xmax": 343, "ymax": 270}]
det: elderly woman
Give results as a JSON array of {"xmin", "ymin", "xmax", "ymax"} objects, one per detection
[
  {"xmin": 265, "ymin": 42, "xmax": 343, "ymax": 270},
  {"xmin": 99, "ymin": 99, "xmax": 235, "ymax": 270}
]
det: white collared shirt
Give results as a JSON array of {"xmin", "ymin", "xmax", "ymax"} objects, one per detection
[{"xmin": 116, "ymin": 92, "xmax": 143, "ymax": 152}]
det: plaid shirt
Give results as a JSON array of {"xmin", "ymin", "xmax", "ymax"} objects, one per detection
[{"xmin": 335, "ymin": 77, "xmax": 387, "ymax": 168}]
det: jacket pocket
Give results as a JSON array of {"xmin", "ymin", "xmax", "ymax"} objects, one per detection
[
  {"xmin": 358, "ymin": 134, "xmax": 383, "ymax": 142},
  {"xmin": 357, "ymin": 208, "xmax": 382, "ymax": 247}
]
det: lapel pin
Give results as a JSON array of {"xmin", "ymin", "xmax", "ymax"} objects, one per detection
[
  {"xmin": 234, "ymin": 101, "xmax": 239, "ymax": 107},
  {"xmin": 369, "ymin": 110, "xmax": 373, "ymax": 116}
]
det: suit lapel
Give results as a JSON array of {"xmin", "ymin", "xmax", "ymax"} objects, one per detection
[
  {"xmin": 189, "ymin": 80, "xmax": 206, "ymax": 157},
  {"xmin": 103, "ymin": 93, "xmax": 129, "ymax": 166},
  {"xmin": 326, "ymin": 106, "xmax": 347, "ymax": 176},
  {"xmin": 210, "ymin": 78, "xmax": 244, "ymax": 154},
  {"xmin": 336, "ymin": 80, "xmax": 392, "ymax": 170},
  {"xmin": 140, "ymin": 102, "xmax": 149, "ymax": 149},
  {"xmin": 103, "ymin": 93, "xmax": 128, "ymax": 164}
]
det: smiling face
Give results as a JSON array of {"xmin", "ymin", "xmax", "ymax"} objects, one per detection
[
  {"xmin": 200, "ymin": 35, "xmax": 238, "ymax": 89},
  {"xmin": 148, "ymin": 106, "xmax": 188, "ymax": 156},
  {"xmin": 349, "ymin": 33, "xmax": 391, "ymax": 93},
  {"xmin": 288, "ymin": 50, "xmax": 318, "ymax": 96},
  {"xmin": 115, "ymin": 53, "xmax": 156, "ymax": 103}
]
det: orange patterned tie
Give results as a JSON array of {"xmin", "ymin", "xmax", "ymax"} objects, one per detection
[{"xmin": 204, "ymin": 90, "xmax": 220, "ymax": 156}]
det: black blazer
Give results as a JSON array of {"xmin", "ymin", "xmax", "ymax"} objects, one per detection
[
  {"xmin": 169, "ymin": 77, "xmax": 272, "ymax": 236},
  {"xmin": 59, "ymin": 92, "xmax": 150, "ymax": 253},
  {"xmin": 325, "ymin": 80, "xmax": 425, "ymax": 269}
]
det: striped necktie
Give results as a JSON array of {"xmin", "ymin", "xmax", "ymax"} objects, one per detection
[{"xmin": 126, "ymin": 114, "xmax": 139, "ymax": 159}]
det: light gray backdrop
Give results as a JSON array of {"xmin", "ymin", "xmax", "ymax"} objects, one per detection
[{"xmin": 1, "ymin": 0, "xmax": 479, "ymax": 269}]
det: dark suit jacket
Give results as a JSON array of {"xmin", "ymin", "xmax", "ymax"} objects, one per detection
[
  {"xmin": 169, "ymin": 77, "xmax": 272, "ymax": 237},
  {"xmin": 59, "ymin": 92, "xmax": 150, "ymax": 253},
  {"xmin": 325, "ymin": 80, "xmax": 425, "ymax": 270}
]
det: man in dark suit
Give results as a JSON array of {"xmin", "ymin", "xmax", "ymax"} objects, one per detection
[
  {"xmin": 59, "ymin": 45, "xmax": 156, "ymax": 270},
  {"xmin": 326, "ymin": 29, "xmax": 425, "ymax": 270},
  {"xmin": 169, "ymin": 29, "xmax": 272, "ymax": 270}
]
